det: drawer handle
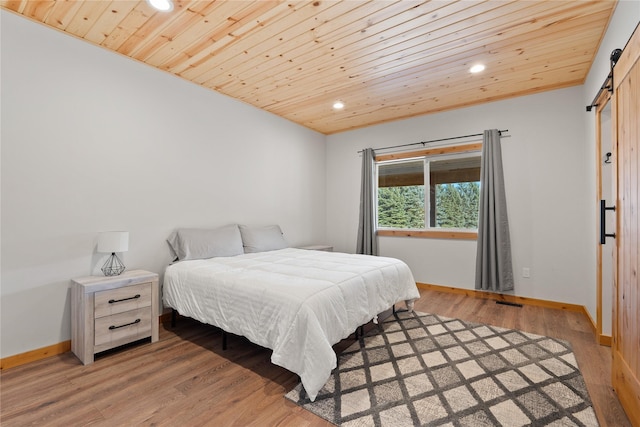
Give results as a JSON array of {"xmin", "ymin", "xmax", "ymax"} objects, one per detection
[
  {"xmin": 109, "ymin": 318, "xmax": 141, "ymax": 330},
  {"xmin": 108, "ymin": 294, "xmax": 141, "ymax": 304}
]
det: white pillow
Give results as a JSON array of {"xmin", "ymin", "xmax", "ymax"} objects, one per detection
[
  {"xmin": 239, "ymin": 224, "xmax": 289, "ymax": 253},
  {"xmin": 167, "ymin": 224, "xmax": 244, "ymax": 261}
]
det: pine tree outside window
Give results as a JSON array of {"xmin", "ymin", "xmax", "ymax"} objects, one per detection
[{"xmin": 376, "ymin": 152, "xmax": 481, "ymax": 231}]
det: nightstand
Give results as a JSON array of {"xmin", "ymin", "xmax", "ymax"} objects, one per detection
[
  {"xmin": 298, "ymin": 245, "xmax": 334, "ymax": 252},
  {"xmin": 71, "ymin": 269, "xmax": 159, "ymax": 364}
]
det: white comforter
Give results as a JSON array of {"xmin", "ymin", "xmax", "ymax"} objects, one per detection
[{"xmin": 162, "ymin": 248, "xmax": 420, "ymax": 401}]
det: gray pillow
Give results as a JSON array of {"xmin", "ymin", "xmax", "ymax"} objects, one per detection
[
  {"xmin": 239, "ymin": 224, "xmax": 289, "ymax": 253},
  {"xmin": 167, "ymin": 224, "xmax": 244, "ymax": 261}
]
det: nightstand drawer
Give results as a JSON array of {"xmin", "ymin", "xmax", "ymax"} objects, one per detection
[
  {"xmin": 94, "ymin": 307, "xmax": 152, "ymax": 348},
  {"xmin": 94, "ymin": 282, "xmax": 152, "ymax": 318}
]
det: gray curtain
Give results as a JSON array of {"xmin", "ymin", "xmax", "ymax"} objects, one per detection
[
  {"xmin": 475, "ymin": 129, "xmax": 514, "ymax": 291},
  {"xmin": 356, "ymin": 148, "xmax": 378, "ymax": 255}
]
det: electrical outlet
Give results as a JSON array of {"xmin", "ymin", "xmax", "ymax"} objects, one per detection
[{"xmin": 522, "ymin": 267, "xmax": 531, "ymax": 278}]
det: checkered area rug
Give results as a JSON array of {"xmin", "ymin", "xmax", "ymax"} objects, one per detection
[{"xmin": 285, "ymin": 311, "xmax": 599, "ymax": 426}]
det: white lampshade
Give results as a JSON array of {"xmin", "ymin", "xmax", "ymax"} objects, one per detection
[{"xmin": 97, "ymin": 231, "xmax": 129, "ymax": 253}]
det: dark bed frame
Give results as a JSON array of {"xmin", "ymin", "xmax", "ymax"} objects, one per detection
[{"xmin": 169, "ymin": 304, "xmax": 401, "ymax": 351}]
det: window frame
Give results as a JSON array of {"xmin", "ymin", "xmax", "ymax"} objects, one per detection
[{"xmin": 375, "ymin": 142, "xmax": 482, "ymax": 240}]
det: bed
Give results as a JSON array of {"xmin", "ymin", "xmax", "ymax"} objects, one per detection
[{"xmin": 162, "ymin": 224, "xmax": 420, "ymax": 401}]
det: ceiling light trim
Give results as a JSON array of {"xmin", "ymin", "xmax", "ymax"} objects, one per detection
[
  {"xmin": 470, "ymin": 64, "xmax": 486, "ymax": 74},
  {"xmin": 147, "ymin": 0, "xmax": 174, "ymax": 12}
]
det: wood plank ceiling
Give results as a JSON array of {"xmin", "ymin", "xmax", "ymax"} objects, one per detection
[{"xmin": 1, "ymin": 0, "xmax": 617, "ymax": 134}]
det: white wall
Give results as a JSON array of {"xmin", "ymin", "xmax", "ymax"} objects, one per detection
[
  {"xmin": 0, "ymin": 11, "xmax": 326, "ymax": 358},
  {"xmin": 326, "ymin": 87, "xmax": 591, "ymax": 305}
]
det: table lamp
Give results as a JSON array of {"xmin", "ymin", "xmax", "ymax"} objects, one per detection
[{"xmin": 97, "ymin": 231, "xmax": 129, "ymax": 276}]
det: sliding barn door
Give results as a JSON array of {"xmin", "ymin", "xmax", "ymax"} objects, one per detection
[{"xmin": 612, "ymin": 25, "xmax": 640, "ymax": 426}]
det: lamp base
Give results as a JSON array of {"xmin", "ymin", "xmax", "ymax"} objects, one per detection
[{"xmin": 102, "ymin": 253, "xmax": 126, "ymax": 276}]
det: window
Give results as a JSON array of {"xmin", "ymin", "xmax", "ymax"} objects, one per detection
[{"xmin": 376, "ymin": 146, "xmax": 481, "ymax": 234}]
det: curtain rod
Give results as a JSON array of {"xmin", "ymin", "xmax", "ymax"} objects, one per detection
[{"xmin": 358, "ymin": 129, "xmax": 509, "ymax": 153}]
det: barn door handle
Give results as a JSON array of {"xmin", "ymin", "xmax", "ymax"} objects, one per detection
[{"xmin": 600, "ymin": 199, "xmax": 616, "ymax": 244}]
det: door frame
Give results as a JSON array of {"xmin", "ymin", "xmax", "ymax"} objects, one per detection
[{"xmin": 594, "ymin": 88, "xmax": 613, "ymax": 346}]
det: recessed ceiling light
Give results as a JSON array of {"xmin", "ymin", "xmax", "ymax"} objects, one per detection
[
  {"xmin": 147, "ymin": 0, "xmax": 174, "ymax": 12},
  {"xmin": 470, "ymin": 64, "xmax": 485, "ymax": 73},
  {"xmin": 333, "ymin": 101, "xmax": 345, "ymax": 110}
]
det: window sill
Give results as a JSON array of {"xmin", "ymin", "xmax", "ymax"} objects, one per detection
[{"xmin": 377, "ymin": 229, "xmax": 477, "ymax": 240}]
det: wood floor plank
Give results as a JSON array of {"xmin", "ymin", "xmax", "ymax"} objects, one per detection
[
  {"xmin": 0, "ymin": 356, "xmax": 74, "ymax": 412},
  {"xmin": 94, "ymin": 386, "xmax": 186, "ymax": 426},
  {"xmin": 0, "ymin": 379, "xmax": 105, "ymax": 426},
  {"xmin": 0, "ymin": 288, "xmax": 631, "ymax": 426}
]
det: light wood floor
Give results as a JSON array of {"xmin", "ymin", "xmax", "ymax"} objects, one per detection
[{"xmin": 0, "ymin": 289, "xmax": 632, "ymax": 426}]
